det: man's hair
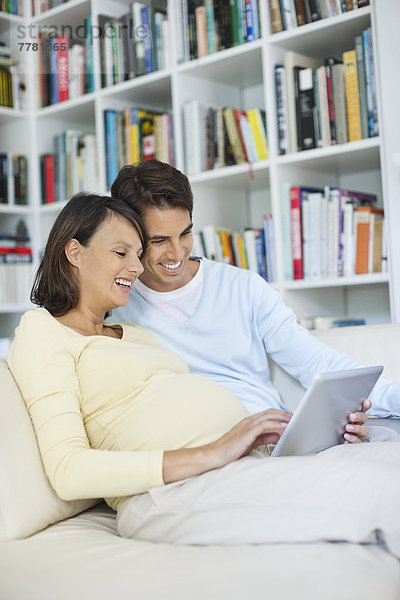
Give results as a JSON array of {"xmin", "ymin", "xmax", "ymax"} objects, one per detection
[
  {"xmin": 111, "ymin": 159, "xmax": 193, "ymax": 218},
  {"xmin": 31, "ymin": 192, "xmax": 146, "ymax": 317}
]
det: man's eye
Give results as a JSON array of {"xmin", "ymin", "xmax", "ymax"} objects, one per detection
[{"xmin": 151, "ymin": 239, "xmax": 165, "ymax": 245}]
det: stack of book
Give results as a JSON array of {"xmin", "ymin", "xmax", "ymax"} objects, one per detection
[
  {"xmin": 268, "ymin": 0, "xmax": 369, "ymax": 33},
  {"xmin": 0, "ymin": 42, "xmax": 25, "ymax": 110},
  {"xmin": 0, "ymin": 232, "xmax": 32, "ymax": 306},
  {"xmin": 40, "ymin": 130, "xmax": 98, "ymax": 203},
  {"xmin": 298, "ymin": 315, "xmax": 366, "ymax": 330},
  {"xmin": 177, "ymin": 0, "xmax": 261, "ymax": 63},
  {"xmin": 33, "ymin": 0, "xmax": 71, "ymax": 14},
  {"xmin": 99, "ymin": 4, "xmax": 169, "ymax": 86},
  {"xmin": 275, "ymin": 27, "xmax": 377, "ymax": 155},
  {"xmin": 192, "ymin": 215, "xmax": 277, "ymax": 282},
  {"xmin": 1, "ymin": 0, "xmax": 24, "ymax": 15},
  {"xmin": 38, "ymin": 19, "xmax": 94, "ymax": 107},
  {"xmin": 0, "ymin": 154, "xmax": 28, "ymax": 205},
  {"xmin": 104, "ymin": 106, "xmax": 174, "ymax": 189},
  {"xmin": 183, "ymin": 101, "xmax": 268, "ymax": 175},
  {"xmin": 280, "ymin": 183, "xmax": 385, "ymax": 281}
]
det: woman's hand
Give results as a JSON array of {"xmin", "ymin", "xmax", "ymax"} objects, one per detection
[{"xmin": 162, "ymin": 409, "xmax": 292, "ymax": 484}]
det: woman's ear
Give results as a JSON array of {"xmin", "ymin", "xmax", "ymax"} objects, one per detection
[{"xmin": 64, "ymin": 239, "xmax": 81, "ymax": 267}]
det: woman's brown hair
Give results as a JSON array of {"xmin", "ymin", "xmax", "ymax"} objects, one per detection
[{"xmin": 31, "ymin": 192, "xmax": 146, "ymax": 317}]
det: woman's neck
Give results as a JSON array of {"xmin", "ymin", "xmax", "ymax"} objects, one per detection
[{"xmin": 55, "ymin": 307, "xmax": 107, "ymax": 337}]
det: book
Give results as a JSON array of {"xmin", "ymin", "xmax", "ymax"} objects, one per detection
[
  {"xmin": 267, "ymin": 0, "xmax": 283, "ymax": 32},
  {"xmin": 297, "ymin": 67, "xmax": 316, "ymax": 150},
  {"xmin": 331, "ymin": 61, "xmax": 348, "ymax": 145},
  {"xmin": 354, "ymin": 206, "xmax": 384, "ymax": 274},
  {"xmin": 354, "ymin": 34, "xmax": 368, "ymax": 139},
  {"xmin": 247, "ymin": 108, "xmax": 268, "ymax": 160},
  {"xmin": 283, "ymin": 50, "xmax": 319, "ymax": 153},
  {"xmin": 290, "ymin": 186, "xmax": 319, "ymax": 279},
  {"xmin": 343, "ymin": 49, "xmax": 362, "ymax": 142},
  {"xmin": 223, "ymin": 107, "xmax": 246, "ymax": 164},
  {"xmin": 275, "ymin": 65, "xmax": 289, "ymax": 155}
]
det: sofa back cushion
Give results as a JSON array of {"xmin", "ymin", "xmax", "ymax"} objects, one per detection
[
  {"xmin": 270, "ymin": 323, "xmax": 400, "ymax": 411},
  {"xmin": 0, "ymin": 359, "xmax": 98, "ymax": 540}
]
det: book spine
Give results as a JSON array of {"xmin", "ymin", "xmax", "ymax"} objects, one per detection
[
  {"xmin": 196, "ymin": 5, "xmax": 209, "ymax": 57},
  {"xmin": 205, "ymin": 0, "xmax": 217, "ymax": 52},
  {"xmin": 294, "ymin": 0, "xmax": 307, "ymax": 25},
  {"xmin": 290, "ymin": 187, "xmax": 303, "ymax": 279},
  {"xmin": 343, "ymin": 49, "xmax": 362, "ymax": 142},
  {"xmin": 267, "ymin": 0, "xmax": 283, "ymax": 32},
  {"xmin": 354, "ymin": 34, "xmax": 368, "ymax": 139},
  {"xmin": 141, "ymin": 5, "xmax": 154, "ymax": 74},
  {"xmin": 57, "ymin": 35, "xmax": 69, "ymax": 102}
]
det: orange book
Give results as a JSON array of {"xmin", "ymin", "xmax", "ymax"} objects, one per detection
[
  {"xmin": 343, "ymin": 50, "xmax": 362, "ymax": 142},
  {"xmin": 355, "ymin": 206, "xmax": 384, "ymax": 274}
]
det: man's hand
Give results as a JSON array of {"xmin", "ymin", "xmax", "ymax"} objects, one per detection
[{"xmin": 344, "ymin": 398, "xmax": 371, "ymax": 443}]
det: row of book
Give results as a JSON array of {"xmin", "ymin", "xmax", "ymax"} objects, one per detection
[
  {"xmin": 38, "ymin": 19, "xmax": 94, "ymax": 107},
  {"xmin": 0, "ymin": 154, "xmax": 28, "ymax": 204},
  {"xmin": 298, "ymin": 315, "xmax": 366, "ymax": 330},
  {"xmin": 183, "ymin": 101, "xmax": 268, "ymax": 175},
  {"xmin": 0, "ymin": 246, "xmax": 33, "ymax": 305},
  {"xmin": 275, "ymin": 29, "xmax": 377, "ymax": 155},
  {"xmin": 105, "ymin": 107, "xmax": 174, "ymax": 189},
  {"xmin": 99, "ymin": 4, "xmax": 170, "ymax": 87},
  {"xmin": 280, "ymin": 184, "xmax": 386, "ymax": 281},
  {"xmin": 177, "ymin": 0, "xmax": 261, "ymax": 63},
  {"xmin": 0, "ymin": 42, "xmax": 25, "ymax": 110},
  {"xmin": 268, "ymin": 0, "xmax": 369, "ymax": 33},
  {"xmin": 32, "ymin": 0, "xmax": 69, "ymax": 14},
  {"xmin": 192, "ymin": 215, "xmax": 277, "ymax": 282},
  {"xmin": 1, "ymin": 0, "xmax": 23, "ymax": 15},
  {"xmin": 40, "ymin": 130, "xmax": 98, "ymax": 203}
]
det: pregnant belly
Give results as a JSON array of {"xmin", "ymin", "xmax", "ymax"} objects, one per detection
[{"xmin": 89, "ymin": 373, "xmax": 249, "ymax": 453}]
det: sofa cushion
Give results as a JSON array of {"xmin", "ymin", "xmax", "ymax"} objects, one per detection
[
  {"xmin": 0, "ymin": 359, "xmax": 98, "ymax": 540},
  {"xmin": 269, "ymin": 323, "xmax": 400, "ymax": 411}
]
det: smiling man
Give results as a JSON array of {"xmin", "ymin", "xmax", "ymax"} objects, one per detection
[{"xmin": 110, "ymin": 159, "xmax": 400, "ymax": 438}]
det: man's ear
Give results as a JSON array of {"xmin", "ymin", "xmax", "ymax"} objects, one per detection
[{"xmin": 64, "ymin": 239, "xmax": 81, "ymax": 267}]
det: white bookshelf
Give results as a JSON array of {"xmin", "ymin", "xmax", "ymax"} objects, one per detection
[{"xmin": 0, "ymin": 0, "xmax": 399, "ymax": 339}]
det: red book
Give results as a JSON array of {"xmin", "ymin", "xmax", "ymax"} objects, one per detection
[
  {"xmin": 290, "ymin": 187, "xmax": 303, "ymax": 280},
  {"xmin": 43, "ymin": 155, "xmax": 55, "ymax": 204},
  {"xmin": 290, "ymin": 186, "xmax": 323, "ymax": 280},
  {"xmin": 57, "ymin": 35, "xmax": 69, "ymax": 102}
]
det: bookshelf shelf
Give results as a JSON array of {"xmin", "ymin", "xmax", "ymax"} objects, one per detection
[
  {"xmin": 177, "ymin": 40, "xmax": 263, "ymax": 87},
  {"xmin": 269, "ymin": 7, "xmax": 371, "ymax": 55},
  {"xmin": 32, "ymin": 0, "xmax": 92, "ymax": 24},
  {"xmin": 0, "ymin": 205, "xmax": 32, "ymax": 215},
  {"xmin": 0, "ymin": 0, "xmax": 399, "ymax": 333},
  {"xmin": 37, "ymin": 92, "xmax": 96, "ymax": 117},
  {"xmin": 276, "ymin": 138, "xmax": 381, "ymax": 172},
  {"xmin": 0, "ymin": 107, "xmax": 27, "ymax": 122},
  {"xmin": 281, "ymin": 272, "xmax": 390, "ymax": 291},
  {"xmin": 100, "ymin": 71, "xmax": 172, "ymax": 108},
  {"xmin": 190, "ymin": 160, "xmax": 270, "ymax": 188},
  {"xmin": 0, "ymin": 304, "xmax": 33, "ymax": 314}
]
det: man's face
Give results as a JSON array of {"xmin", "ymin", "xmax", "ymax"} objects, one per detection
[{"xmin": 139, "ymin": 206, "xmax": 197, "ymax": 292}]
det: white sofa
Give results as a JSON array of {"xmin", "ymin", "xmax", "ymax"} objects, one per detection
[{"xmin": 1, "ymin": 323, "xmax": 400, "ymax": 600}]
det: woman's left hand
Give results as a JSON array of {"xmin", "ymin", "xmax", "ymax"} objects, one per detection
[{"xmin": 344, "ymin": 398, "xmax": 371, "ymax": 443}]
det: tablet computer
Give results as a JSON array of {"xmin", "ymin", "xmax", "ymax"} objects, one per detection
[{"xmin": 270, "ymin": 365, "xmax": 383, "ymax": 457}]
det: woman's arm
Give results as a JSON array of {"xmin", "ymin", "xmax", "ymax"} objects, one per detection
[{"xmin": 163, "ymin": 409, "xmax": 291, "ymax": 483}]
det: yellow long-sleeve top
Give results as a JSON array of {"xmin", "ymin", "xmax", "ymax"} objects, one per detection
[{"xmin": 7, "ymin": 308, "xmax": 249, "ymax": 511}]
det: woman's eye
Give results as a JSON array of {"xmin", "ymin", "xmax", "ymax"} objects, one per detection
[{"xmin": 115, "ymin": 251, "xmax": 126, "ymax": 257}]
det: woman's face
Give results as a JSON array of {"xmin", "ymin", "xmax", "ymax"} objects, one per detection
[{"xmin": 73, "ymin": 214, "xmax": 144, "ymax": 314}]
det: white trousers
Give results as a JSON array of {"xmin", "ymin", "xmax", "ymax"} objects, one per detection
[{"xmin": 117, "ymin": 442, "xmax": 400, "ymax": 556}]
